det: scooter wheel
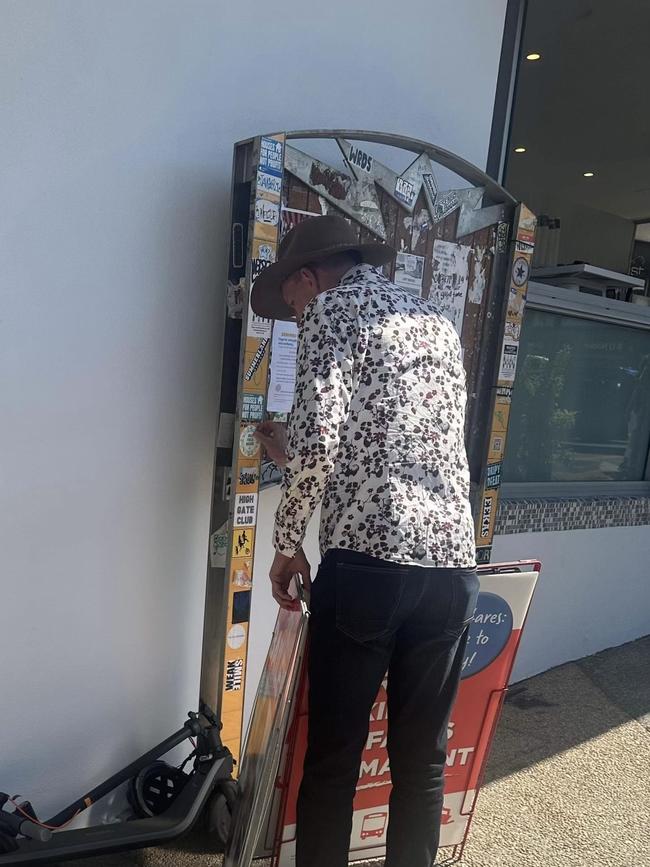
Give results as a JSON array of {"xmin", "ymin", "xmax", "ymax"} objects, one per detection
[
  {"xmin": 127, "ymin": 761, "xmax": 189, "ymax": 818},
  {"xmin": 205, "ymin": 778, "xmax": 238, "ymax": 852}
]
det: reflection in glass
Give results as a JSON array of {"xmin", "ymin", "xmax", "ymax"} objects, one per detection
[{"xmin": 504, "ymin": 310, "xmax": 650, "ymax": 482}]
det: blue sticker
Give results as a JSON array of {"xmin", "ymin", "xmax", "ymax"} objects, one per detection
[
  {"xmin": 259, "ymin": 137, "xmax": 284, "ymax": 177},
  {"xmin": 461, "ymin": 592, "xmax": 513, "ymax": 679}
]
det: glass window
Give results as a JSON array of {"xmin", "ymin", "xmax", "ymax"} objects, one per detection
[{"xmin": 503, "ymin": 310, "xmax": 650, "ymax": 483}]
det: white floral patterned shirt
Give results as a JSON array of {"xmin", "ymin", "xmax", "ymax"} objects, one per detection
[{"xmin": 273, "ymin": 264, "xmax": 476, "ymax": 568}]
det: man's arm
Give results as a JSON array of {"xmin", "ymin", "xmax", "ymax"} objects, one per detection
[{"xmin": 273, "ymin": 294, "xmax": 357, "ymax": 558}]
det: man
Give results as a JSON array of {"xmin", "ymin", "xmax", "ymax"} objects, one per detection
[{"xmin": 252, "ymin": 215, "xmax": 478, "ymax": 867}]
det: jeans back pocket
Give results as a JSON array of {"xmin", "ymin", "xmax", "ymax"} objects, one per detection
[{"xmin": 335, "ymin": 562, "xmax": 408, "ymax": 644}]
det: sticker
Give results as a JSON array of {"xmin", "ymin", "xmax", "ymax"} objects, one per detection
[
  {"xmin": 225, "ymin": 658, "xmax": 244, "ymax": 691},
  {"xmin": 234, "ymin": 492, "xmax": 258, "ymax": 528},
  {"xmin": 232, "ymin": 527, "xmax": 255, "ymax": 558},
  {"xmin": 223, "ymin": 471, "xmax": 232, "ymax": 500},
  {"xmin": 247, "ymin": 258, "xmax": 274, "ymax": 339},
  {"xmin": 242, "ymin": 393, "xmax": 264, "ymax": 423},
  {"xmin": 498, "ymin": 341, "xmax": 519, "ymax": 383},
  {"xmin": 227, "ymin": 624, "xmax": 247, "ymax": 651},
  {"xmin": 516, "ymin": 205, "xmax": 536, "ymax": 246},
  {"xmin": 247, "ymin": 301, "xmax": 273, "ymax": 340},
  {"xmin": 255, "ymin": 198, "xmax": 280, "ymax": 227},
  {"xmin": 461, "ymin": 593, "xmax": 513, "ymax": 678},
  {"xmin": 488, "ymin": 435, "xmax": 504, "ymax": 462},
  {"xmin": 259, "ymin": 137, "xmax": 284, "ymax": 176},
  {"xmin": 485, "ymin": 462, "xmax": 502, "ymax": 490},
  {"xmin": 394, "ymin": 176, "xmax": 417, "ymax": 208},
  {"xmin": 232, "ymin": 589, "xmax": 252, "ymax": 624},
  {"xmin": 422, "ymin": 173, "xmax": 437, "ymax": 203},
  {"xmin": 496, "ymin": 222, "xmax": 509, "ymax": 253},
  {"xmin": 504, "ymin": 319, "xmax": 521, "ymax": 342},
  {"xmin": 209, "ymin": 522, "xmax": 229, "ymax": 569},
  {"xmin": 511, "ymin": 256, "xmax": 529, "ymax": 288},
  {"xmin": 231, "ymin": 559, "xmax": 253, "ymax": 588},
  {"xmin": 244, "ymin": 339, "xmax": 269, "ymax": 384},
  {"xmin": 430, "ymin": 240, "xmax": 472, "ymax": 335},
  {"xmin": 475, "ymin": 546, "xmax": 492, "ymax": 565},
  {"xmin": 216, "ymin": 412, "xmax": 236, "ymax": 449},
  {"xmin": 492, "ymin": 399, "xmax": 511, "ymax": 434},
  {"xmin": 394, "ymin": 252, "xmax": 425, "ymax": 296},
  {"xmin": 226, "ymin": 278, "xmax": 244, "ymax": 319},
  {"xmin": 257, "ymin": 169, "xmax": 282, "ymax": 197},
  {"xmin": 468, "ymin": 247, "xmax": 489, "ymax": 306},
  {"xmin": 507, "ymin": 285, "xmax": 526, "ymax": 318},
  {"xmin": 252, "ymin": 238, "xmax": 276, "ymax": 262},
  {"xmin": 496, "ymin": 385, "xmax": 513, "ymax": 401},
  {"xmin": 347, "ymin": 144, "xmax": 374, "ymax": 174},
  {"xmin": 432, "ymin": 190, "xmax": 459, "ymax": 223},
  {"xmin": 237, "ymin": 464, "xmax": 259, "ymax": 492},
  {"xmin": 239, "ymin": 424, "xmax": 260, "ymax": 459},
  {"xmin": 515, "ymin": 239, "xmax": 534, "ymax": 254},
  {"xmin": 480, "ymin": 495, "xmax": 493, "ymax": 539}
]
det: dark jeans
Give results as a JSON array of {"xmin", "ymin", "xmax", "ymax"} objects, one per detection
[{"xmin": 296, "ymin": 549, "xmax": 479, "ymax": 867}]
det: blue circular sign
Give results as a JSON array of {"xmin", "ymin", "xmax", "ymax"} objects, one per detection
[{"xmin": 461, "ymin": 592, "xmax": 513, "ymax": 679}]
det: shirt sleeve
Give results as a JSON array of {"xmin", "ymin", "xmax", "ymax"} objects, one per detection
[{"xmin": 273, "ymin": 294, "xmax": 357, "ymax": 557}]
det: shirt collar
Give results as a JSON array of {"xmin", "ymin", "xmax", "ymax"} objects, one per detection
[{"xmin": 339, "ymin": 262, "xmax": 380, "ymax": 287}]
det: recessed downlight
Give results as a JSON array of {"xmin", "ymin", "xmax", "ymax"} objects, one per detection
[
  {"xmin": 514, "ymin": 147, "xmax": 527, "ymax": 153},
  {"xmin": 526, "ymin": 52, "xmax": 541, "ymax": 61},
  {"xmin": 583, "ymin": 171, "xmax": 595, "ymax": 177}
]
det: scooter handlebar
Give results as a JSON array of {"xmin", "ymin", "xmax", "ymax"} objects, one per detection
[{"xmin": 0, "ymin": 811, "xmax": 52, "ymax": 842}]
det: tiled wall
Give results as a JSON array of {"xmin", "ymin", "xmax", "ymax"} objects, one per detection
[{"xmin": 495, "ymin": 496, "xmax": 650, "ymax": 535}]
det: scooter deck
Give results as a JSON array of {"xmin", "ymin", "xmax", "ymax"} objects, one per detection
[{"xmin": 0, "ymin": 754, "xmax": 232, "ymax": 865}]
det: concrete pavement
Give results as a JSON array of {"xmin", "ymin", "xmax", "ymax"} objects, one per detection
[{"xmin": 58, "ymin": 635, "xmax": 650, "ymax": 867}]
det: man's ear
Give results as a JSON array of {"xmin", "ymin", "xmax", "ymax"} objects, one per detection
[{"xmin": 300, "ymin": 266, "xmax": 320, "ymax": 290}]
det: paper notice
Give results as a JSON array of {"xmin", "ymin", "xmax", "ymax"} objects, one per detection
[
  {"xmin": 394, "ymin": 252, "xmax": 425, "ymax": 295},
  {"xmin": 430, "ymin": 240, "xmax": 472, "ymax": 336},
  {"xmin": 267, "ymin": 322, "xmax": 298, "ymax": 413}
]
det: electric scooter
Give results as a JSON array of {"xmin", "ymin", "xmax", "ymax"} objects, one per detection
[{"xmin": 0, "ymin": 707, "xmax": 237, "ymax": 864}]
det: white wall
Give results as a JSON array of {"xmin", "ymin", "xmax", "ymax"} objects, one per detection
[
  {"xmin": 1, "ymin": 0, "xmax": 508, "ymax": 814},
  {"xmin": 492, "ymin": 526, "xmax": 650, "ymax": 682}
]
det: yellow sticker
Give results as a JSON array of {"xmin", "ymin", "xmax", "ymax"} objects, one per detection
[
  {"xmin": 232, "ymin": 527, "xmax": 255, "ymax": 559},
  {"xmin": 242, "ymin": 338, "xmax": 270, "ymax": 393},
  {"xmin": 236, "ymin": 459, "xmax": 260, "ymax": 493},
  {"xmin": 252, "ymin": 238, "xmax": 276, "ymax": 263}
]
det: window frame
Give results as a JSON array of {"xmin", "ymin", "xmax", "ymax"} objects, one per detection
[{"xmin": 501, "ymin": 281, "xmax": 650, "ymax": 500}]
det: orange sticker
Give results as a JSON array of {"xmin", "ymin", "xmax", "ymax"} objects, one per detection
[{"xmin": 230, "ymin": 557, "xmax": 253, "ymax": 590}]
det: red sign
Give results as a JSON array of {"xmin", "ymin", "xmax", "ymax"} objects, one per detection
[{"xmin": 270, "ymin": 562, "xmax": 540, "ymax": 865}]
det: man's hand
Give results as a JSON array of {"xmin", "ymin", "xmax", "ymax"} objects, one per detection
[
  {"xmin": 254, "ymin": 421, "xmax": 288, "ymax": 467},
  {"xmin": 269, "ymin": 548, "xmax": 311, "ymax": 611}
]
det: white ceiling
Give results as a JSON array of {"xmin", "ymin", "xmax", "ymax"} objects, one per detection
[{"xmin": 506, "ymin": 0, "xmax": 650, "ymax": 222}]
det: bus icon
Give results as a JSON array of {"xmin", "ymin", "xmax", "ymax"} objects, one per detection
[{"xmin": 361, "ymin": 812, "xmax": 388, "ymax": 839}]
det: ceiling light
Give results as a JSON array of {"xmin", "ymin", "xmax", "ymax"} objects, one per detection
[
  {"xmin": 526, "ymin": 52, "xmax": 541, "ymax": 61},
  {"xmin": 583, "ymin": 171, "xmax": 595, "ymax": 177},
  {"xmin": 514, "ymin": 147, "xmax": 527, "ymax": 153}
]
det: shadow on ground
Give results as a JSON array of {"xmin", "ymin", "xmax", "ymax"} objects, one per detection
[{"xmin": 484, "ymin": 634, "xmax": 650, "ymax": 785}]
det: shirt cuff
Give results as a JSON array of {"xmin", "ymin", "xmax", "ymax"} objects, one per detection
[{"xmin": 273, "ymin": 525, "xmax": 302, "ymax": 559}]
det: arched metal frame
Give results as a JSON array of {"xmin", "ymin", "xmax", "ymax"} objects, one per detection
[{"xmin": 199, "ymin": 130, "xmax": 536, "ymax": 766}]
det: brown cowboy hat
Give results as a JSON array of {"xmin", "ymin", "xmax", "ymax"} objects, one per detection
[{"xmin": 250, "ymin": 214, "xmax": 395, "ymax": 321}]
